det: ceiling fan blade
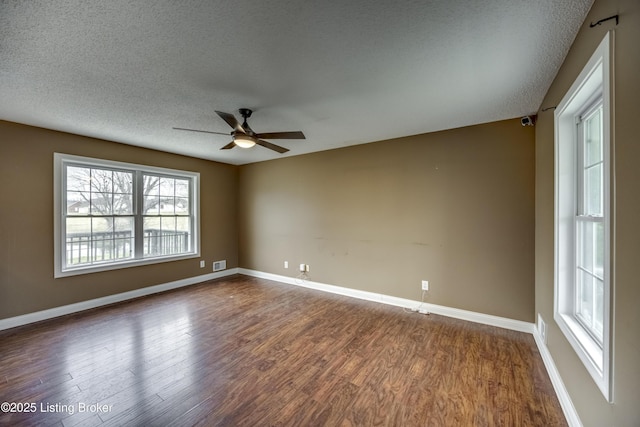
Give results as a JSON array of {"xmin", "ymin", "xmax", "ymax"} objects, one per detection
[
  {"xmin": 254, "ymin": 131, "xmax": 306, "ymax": 140},
  {"xmin": 215, "ymin": 111, "xmax": 245, "ymax": 133},
  {"xmin": 220, "ymin": 141, "xmax": 236, "ymax": 150},
  {"xmin": 173, "ymin": 127, "xmax": 229, "ymax": 135},
  {"xmin": 255, "ymin": 139, "xmax": 289, "ymax": 154}
]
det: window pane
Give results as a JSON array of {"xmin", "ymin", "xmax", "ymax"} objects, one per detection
[
  {"xmin": 576, "ymin": 269, "xmax": 604, "ymax": 343},
  {"xmin": 159, "ymin": 197, "xmax": 175, "ymax": 215},
  {"xmin": 144, "ymin": 195, "xmax": 160, "ymax": 215},
  {"xmin": 66, "ymin": 217, "xmax": 91, "ymax": 236},
  {"xmin": 161, "ymin": 216, "xmax": 177, "ymax": 233},
  {"xmin": 66, "ymin": 191, "xmax": 89, "ymax": 215},
  {"xmin": 176, "ymin": 216, "xmax": 190, "ymax": 233},
  {"xmin": 143, "ymin": 217, "xmax": 160, "ymax": 231},
  {"xmin": 114, "ymin": 217, "xmax": 133, "ymax": 233},
  {"xmin": 91, "ymin": 168, "xmax": 113, "ymax": 195},
  {"xmin": 91, "ymin": 191, "xmax": 112, "ymax": 215},
  {"xmin": 594, "ymin": 278, "xmax": 604, "ymax": 341},
  {"xmin": 578, "ymin": 220, "xmax": 594, "ymax": 273},
  {"xmin": 112, "ymin": 237, "xmax": 133, "ymax": 260},
  {"xmin": 585, "ymin": 164, "xmax": 603, "ymax": 216},
  {"xmin": 113, "ymin": 218, "xmax": 134, "ymax": 260},
  {"xmin": 94, "ymin": 217, "xmax": 133, "ymax": 263},
  {"xmin": 585, "ymin": 107, "xmax": 602, "ymax": 166},
  {"xmin": 160, "ymin": 217, "xmax": 183, "ymax": 256},
  {"xmin": 595, "ymin": 221, "xmax": 604, "ymax": 279},
  {"xmin": 144, "ymin": 175, "xmax": 160, "ymax": 197},
  {"xmin": 160, "ymin": 177, "xmax": 175, "ymax": 197},
  {"xmin": 89, "ymin": 168, "xmax": 113, "ymax": 215},
  {"xmin": 66, "ymin": 166, "xmax": 91, "ymax": 215},
  {"xmin": 89, "ymin": 169, "xmax": 114, "ymax": 215},
  {"xmin": 143, "ymin": 217, "xmax": 161, "ymax": 256},
  {"xmin": 578, "ymin": 220, "xmax": 604, "ymax": 279},
  {"xmin": 91, "ymin": 217, "xmax": 112, "ymax": 234},
  {"xmin": 66, "ymin": 217, "xmax": 91, "ymax": 265},
  {"xmin": 112, "ymin": 171, "xmax": 133, "ymax": 215},
  {"xmin": 577, "ymin": 270, "xmax": 594, "ymax": 325},
  {"xmin": 112, "ymin": 171, "xmax": 133, "ymax": 194},
  {"xmin": 175, "ymin": 198, "xmax": 189, "ymax": 214},
  {"xmin": 114, "ymin": 193, "xmax": 133, "ymax": 215},
  {"xmin": 177, "ymin": 217, "xmax": 191, "ymax": 254},
  {"xmin": 67, "ymin": 166, "xmax": 91, "ymax": 192},
  {"xmin": 91, "ymin": 218, "xmax": 113, "ymax": 263},
  {"xmin": 175, "ymin": 179, "xmax": 189, "ymax": 198}
]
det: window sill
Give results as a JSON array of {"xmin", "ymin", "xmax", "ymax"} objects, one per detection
[
  {"xmin": 554, "ymin": 311, "xmax": 609, "ymax": 400},
  {"xmin": 55, "ymin": 252, "xmax": 199, "ymax": 278}
]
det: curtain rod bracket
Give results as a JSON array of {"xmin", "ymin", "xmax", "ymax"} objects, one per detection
[{"xmin": 590, "ymin": 14, "xmax": 619, "ymax": 28}]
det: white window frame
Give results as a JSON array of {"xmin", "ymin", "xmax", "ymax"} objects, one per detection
[
  {"xmin": 54, "ymin": 153, "xmax": 200, "ymax": 278},
  {"xmin": 554, "ymin": 32, "xmax": 613, "ymax": 402}
]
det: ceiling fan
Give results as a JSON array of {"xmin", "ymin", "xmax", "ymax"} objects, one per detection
[{"xmin": 173, "ymin": 108, "xmax": 305, "ymax": 153}]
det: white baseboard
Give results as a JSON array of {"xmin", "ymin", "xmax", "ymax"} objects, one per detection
[
  {"xmin": 0, "ymin": 268, "xmax": 239, "ymax": 331},
  {"xmin": 238, "ymin": 268, "xmax": 534, "ymax": 334},
  {"xmin": 533, "ymin": 327, "xmax": 583, "ymax": 427}
]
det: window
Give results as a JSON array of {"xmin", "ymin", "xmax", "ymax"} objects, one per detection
[
  {"xmin": 54, "ymin": 154, "xmax": 199, "ymax": 277},
  {"xmin": 554, "ymin": 32, "xmax": 612, "ymax": 401}
]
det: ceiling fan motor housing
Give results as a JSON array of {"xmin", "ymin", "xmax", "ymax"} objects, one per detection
[{"xmin": 239, "ymin": 108, "xmax": 252, "ymax": 119}]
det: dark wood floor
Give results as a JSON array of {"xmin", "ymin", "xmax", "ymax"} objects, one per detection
[{"xmin": 0, "ymin": 275, "xmax": 566, "ymax": 426}]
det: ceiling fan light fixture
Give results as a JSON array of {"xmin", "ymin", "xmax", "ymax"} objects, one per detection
[
  {"xmin": 176, "ymin": 109, "xmax": 302, "ymax": 154},
  {"xmin": 234, "ymin": 135, "xmax": 256, "ymax": 148}
]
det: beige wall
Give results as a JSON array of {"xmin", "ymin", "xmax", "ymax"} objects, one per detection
[
  {"xmin": 0, "ymin": 121, "xmax": 238, "ymax": 319},
  {"xmin": 239, "ymin": 119, "xmax": 535, "ymax": 322},
  {"xmin": 1, "ymin": 117, "xmax": 535, "ymax": 323},
  {"xmin": 535, "ymin": 0, "xmax": 640, "ymax": 425}
]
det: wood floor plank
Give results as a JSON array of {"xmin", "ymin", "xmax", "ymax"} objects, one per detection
[{"xmin": 0, "ymin": 274, "xmax": 567, "ymax": 426}]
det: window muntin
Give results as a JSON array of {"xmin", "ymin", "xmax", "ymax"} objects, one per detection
[{"xmin": 55, "ymin": 154, "xmax": 199, "ymax": 277}]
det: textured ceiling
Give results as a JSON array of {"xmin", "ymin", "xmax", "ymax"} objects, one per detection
[{"xmin": 0, "ymin": 0, "xmax": 593, "ymax": 165}]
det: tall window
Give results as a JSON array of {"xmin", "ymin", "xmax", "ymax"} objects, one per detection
[
  {"xmin": 554, "ymin": 32, "xmax": 611, "ymax": 401},
  {"xmin": 55, "ymin": 154, "xmax": 199, "ymax": 277}
]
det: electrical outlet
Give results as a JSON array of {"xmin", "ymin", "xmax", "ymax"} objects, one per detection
[
  {"xmin": 284, "ymin": 261, "xmax": 288, "ymax": 269},
  {"xmin": 305, "ymin": 264, "xmax": 310, "ymax": 272},
  {"xmin": 299, "ymin": 263, "xmax": 306, "ymax": 272},
  {"xmin": 200, "ymin": 260, "xmax": 205, "ymax": 268},
  {"xmin": 421, "ymin": 280, "xmax": 429, "ymax": 291},
  {"xmin": 537, "ymin": 314, "xmax": 547, "ymax": 344}
]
